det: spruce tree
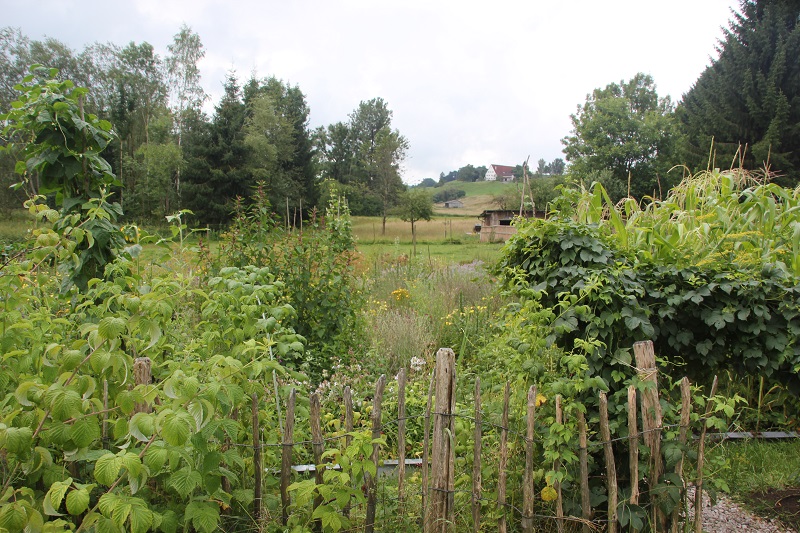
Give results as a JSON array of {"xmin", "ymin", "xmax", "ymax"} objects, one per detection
[{"xmin": 679, "ymin": 0, "xmax": 800, "ymax": 184}]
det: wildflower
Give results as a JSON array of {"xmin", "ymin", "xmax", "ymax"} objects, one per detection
[
  {"xmin": 535, "ymin": 394, "xmax": 547, "ymax": 407},
  {"xmin": 409, "ymin": 356, "xmax": 426, "ymax": 372},
  {"xmin": 391, "ymin": 288, "xmax": 410, "ymax": 301}
]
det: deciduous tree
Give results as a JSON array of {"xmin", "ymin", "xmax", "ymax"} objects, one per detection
[
  {"xmin": 166, "ymin": 24, "xmax": 206, "ymax": 198},
  {"xmin": 562, "ymin": 73, "xmax": 681, "ymax": 201},
  {"xmin": 396, "ymin": 188, "xmax": 433, "ymax": 256}
]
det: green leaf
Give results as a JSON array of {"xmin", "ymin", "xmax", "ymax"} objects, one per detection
[
  {"xmin": 159, "ymin": 510, "xmax": 178, "ymax": 533},
  {"xmin": 201, "ymin": 451, "xmax": 221, "ymax": 475},
  {"xmin": 43, "ymin": 478, "xmax": 72, "ymax": 516},
  {"xmin": 185, "ymin": 501, "xmax": 219, "ymax": 533},
  {"xmin": 14, "ymin": 381, "xmax": 41, "ymax": 407},
  {"xmin": 70, "ymin": 417, "xmax": 101, "ymax": 448},
  {"xmin": 128, "ymin": 499, "xmax": 154, "ymax": 533},
  {"xmin": 66, "ymin": 487, "xmax": 91, "ymax": 515},
  {"xmin": 95, "ymin": 453, "xmax": 122, "ymax": 486},
  {"xmin": 167, "ymin": 467, "xmax": 201, "ymax": 498},
  {"xmin": 231, "ymin": 488, "xmax": 254, "ymax": 506},
  {"xmin": 97, "ymin": 317, "xmax": 127, "ymax": 341},
  {"xmin": 49, "ymin": 389, "xmax": 83, "ymax": 421},
  {"xmin": 143, "ymin": 446, "xmax": 168, "ymax": 474},
  {"xmin": 160, "ymin": 410, "xmax": 192, "ymax": 446},
  {"xmin": 129, "ymin": 413, "xmax": 155, "ymax": 442},
  {"xmin": 115, "ymin": 390, "xmax": 136, "ymax": 415},
  {"xmin": 120, "ymin": 453, "xmax": 144, "ymax": 481},
  {"xmin": 2, "ymin": 427, "xmax": 33, "ymax": 455},
  {"xmin": 0, "ymin": 502, "xmax": 27, "ymax": 531}
]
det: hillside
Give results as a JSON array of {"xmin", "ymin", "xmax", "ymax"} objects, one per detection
[{"xmin": 420, "ymin": 180, "xmax": 520, "ymax": 216}]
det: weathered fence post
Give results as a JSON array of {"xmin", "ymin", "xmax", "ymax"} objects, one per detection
[
  {"xmin": 671, "ymin": 377, "xmax": 692, "ymax": 533},
  {"xmin": 472, "ymin": 377, "xmax": 482, "ymax": 533},
  {"xmin": 343, "ymin": 386, "xmax": 354, "ymax": 519},
  {"xmin": 133, "ymin": 357, "xmax": 151, "ymax": 414},
  {"xmin": 427, "ymin": 348, "xmax": 456, "ymax": 533},
  {"xmin": 365, "ymin": 374, "xmax": 386, "ymax": 533},
  {"xmin": 522, "ymin": 385, "xmax": 537, "ymax": 533},
  {"xmin": 554, "ymin": 395, "xmax": 564, "ymax": 533},
  {"xmin": 280, "ymin": 389, "xmax": 296, "ymax": 526},
  {"xmin": 627, "ymin": 384, "xmax": 640, "ymax": 507},
  {"xmin": 497, "ymin": 382, "xmax": 510, "ymax": 533},
  {"xmin": 309, "ymin": 392, "xmax": 324, "ymax": 533},
  {"xmin": 694, "ymin": 375, "xmax": 718, "ymax": 533},
  {"xmin": 633, "ymin": 340, "xmax": 664, "ymax": 530},
  {"xmin": 251, "ymin": 393, "xmax": 262, "ymax": 525},
  {"xmin": 422, "ymin": 370, "xmax": 435, "ymax": 531},
  {"xmin": 599, "ymin": 391, "xmax": 618, "ymax": 533},
  {"xmin": 578, "ymin": 410, "xmax": 591, "ymax": 533}
]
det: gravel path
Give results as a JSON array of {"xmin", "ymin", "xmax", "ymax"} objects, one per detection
[{"xmin": 688, "ymin": 487, "xmax": 796, "ymax": 532}]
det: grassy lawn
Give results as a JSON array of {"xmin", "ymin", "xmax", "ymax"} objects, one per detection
[{"xmin": 351, "ymin": 214, "xmax": 506, "ymax": 268}]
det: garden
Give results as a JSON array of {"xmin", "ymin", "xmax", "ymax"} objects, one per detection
[{"xmin": 1, "ymin": 68, "xmax": 800, "ymax": 533}]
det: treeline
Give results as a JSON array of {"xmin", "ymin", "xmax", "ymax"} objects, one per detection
[
  {"xmin": 417, "ymin": 157, "xmax": 566, "ymax": 188},
  {"xmin": 563, "ymin": 1, "xmax": 800, "ymax": 201},
  {"xmin": 0, "ymin": 26, "xmax": 407, "ymax": 223}
]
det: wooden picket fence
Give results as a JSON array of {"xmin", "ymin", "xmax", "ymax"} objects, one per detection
[
  {"xmin": 136, "ymin": 340, "xmax": 721, "ymax": 531},
  {"xmin": 265, "ymin": 341, "xmax": 724, "ymax": 532}
]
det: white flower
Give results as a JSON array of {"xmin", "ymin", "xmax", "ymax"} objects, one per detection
[{"xmin": 410, "ymin": 356, "xmax": 426, "ymax": 372}]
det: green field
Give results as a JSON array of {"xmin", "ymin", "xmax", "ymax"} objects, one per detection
[
  {"xmin": 351, "ymin": 215, "xmax": 479, "ymax": 244},
  {"xmin": 356, "ymin": 240, "xmax": 504, "ymax": 269}
]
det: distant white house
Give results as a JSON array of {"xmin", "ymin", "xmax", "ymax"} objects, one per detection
[
  {"xmin": 485, "ymin": 164, "xmax": 516, "ymax": 182},
  {"xmin": 443, "ymin": 199, "xmax": 464, "ymax": 208}
]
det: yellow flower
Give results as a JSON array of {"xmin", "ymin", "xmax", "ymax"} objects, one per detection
[
  {"xmin": 391, "ymin": 288, "xmax": 410, "ymax": 301},
  {"xmin": 535, "ymin": 394, "xmax": 547, "ymax": 407}
]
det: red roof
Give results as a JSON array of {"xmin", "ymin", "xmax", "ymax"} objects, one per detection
[{"xmin": 492, "ymin": 164, "xmax": 515, "ymax": 178}]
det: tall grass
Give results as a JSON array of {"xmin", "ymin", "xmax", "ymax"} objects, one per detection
[
  {"xmin": 0, "ymin": 209, "xmax": 34, "ymax": 244},
  {"xmin": 708, "ymin": 439, "xmax": 800, "ymax": 495},
  {"xmin": 361, "ymin": 256, "xmax": 502, "ymax": 376}
]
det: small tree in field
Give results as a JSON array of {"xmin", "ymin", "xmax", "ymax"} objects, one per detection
[{"xmin": 397, "ymin": 188, "xmax": 433, "ymax": 256}]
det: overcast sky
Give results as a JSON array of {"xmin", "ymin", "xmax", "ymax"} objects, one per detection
[{"xmin": 4, "ymin": 0, "xmax": 739, "ymax": 184}]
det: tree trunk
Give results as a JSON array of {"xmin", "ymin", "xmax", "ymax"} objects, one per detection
[{"xmin": 412, "ymin": 220, "xmax": 417, "ymax": 257}]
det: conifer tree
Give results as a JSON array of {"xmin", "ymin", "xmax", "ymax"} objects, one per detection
[{"xmin": 679, "ymin": 1, "xmax": 800, "ymax": 184}]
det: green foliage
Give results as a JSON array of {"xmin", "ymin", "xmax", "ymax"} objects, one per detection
[
  {"xmin": 396, "ymin": 188, "xmax": 433, "ymax": 255},
  {"xmin": 497, "ymin": 172, "xmax": 800, "ymax": 399},
  {"xmin": 562, "ymin": 73, "xmax": 682, "ymax": 201},
  {"xmin": 431, "ymin": 188, "xmax": 465, "ymax": 203},
  {"xmin": 0, "ymin": 66, "xmax": 117, "ymax": 200},
  {"xmin": 315, "ymin": 98, "xmax": 407, "ymax": 217},
  {"xmin": 1, "ymin": 66, "xmax": 128, "ymax": 291},
  {"xmin": 221, "ymin": 186, "xmax": 363, "ymax": 380},
  {"xmin": 0, "ymin": 202, "xmax": 307, "ymax": 531},
  {"xmin": 285, "ymin": 431, "xmax": 380, "ymax": 532}
]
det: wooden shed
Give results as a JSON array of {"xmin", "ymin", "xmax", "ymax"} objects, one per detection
[{"xmin": 475, "ymin": 209, "xmax": 542, "ymax": 242}]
